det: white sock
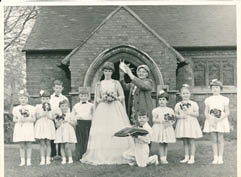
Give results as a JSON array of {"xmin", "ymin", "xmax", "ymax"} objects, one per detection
[
  {"xmin": 21, "ymin": 158, "xmax": 25, "ymax": 164},
  {"xmin": 69, "ymin": 157, "xmax": 73, "ymax": 161},
  {"xmin": 190, "ymin": 155, "xmax": 195, "ymax": 160},
  {"xmin": 214, "ymin": 156, "xmax": 218, "ymax": 160},
  {"xmin": 218, "ymin": 156, "xmax": 223, "ymax": 161},
  {"xmin": 26, "ymin": 158, "xmax": 31, "ymax": 166}
]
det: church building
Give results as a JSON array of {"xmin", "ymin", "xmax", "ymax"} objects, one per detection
[{"xmin": 23, "ymin": 6, "xmax": 237, "ymax": 124}]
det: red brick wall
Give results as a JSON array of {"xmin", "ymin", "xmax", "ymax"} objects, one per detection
[
  {"xmin": 69, "ymin": 8, "xmax": 178, "ymax": 92},
  {"xmin": 25, "ymin": 8, "xmax": 237, "ymax": 128},
  {"xmin": 26, "ymin": 51, "xmax": 71, "ymax": 105}
]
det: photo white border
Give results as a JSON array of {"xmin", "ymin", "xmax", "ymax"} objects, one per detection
[{"xmin": 0, "ymin": 1, "xmax": 239, "ymax": 177}]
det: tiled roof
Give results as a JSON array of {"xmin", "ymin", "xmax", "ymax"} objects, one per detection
[{"xmin": 23, "ymin": 5, "xmax": 236, "ymax": 51}]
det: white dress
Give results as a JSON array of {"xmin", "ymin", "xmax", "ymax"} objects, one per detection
[
  {"xmin": 151, "ymin": 107, "xmax": 176, "ymax": 143},
  {"xmin": 12, "ymin": 104, "xmax": 36, "ymax": 142},
  {"xmin": 34, "ymin": 104, "xmax": 56, "ymax": 140},
  {"xmin": 49, "ymin": 93, "xmax": 69, "ymax": 115},
  {"xmin": 175, "ymin": 100, "xmax": 203, "ymax": 139},
  {"xmin": 203, "ymin": 95, "xmax": 230, "ymax": 133},
  {"xmin": 81, "ymin": 79, "xmax": 134, "ymax": 165},
  {"xmin": 55, "ymin": 112, "xmax": 77, "ymax": 143},
  {"xmin": 123, "ymin": 123, "xmax": 157, "ymax": 167}
]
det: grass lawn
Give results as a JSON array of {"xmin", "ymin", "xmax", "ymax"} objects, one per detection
[{"xmin": 4, "ymin": 137, "xmax": 236, "ymax": 177}]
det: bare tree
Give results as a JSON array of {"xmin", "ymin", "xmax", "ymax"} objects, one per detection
[
  {"xmin": 4, "ymin": 6, "xmax": 39, "ymax": 111},
  {"xmin": 4, "ymin": 6, "xmax": 38, "ymax": 50}
]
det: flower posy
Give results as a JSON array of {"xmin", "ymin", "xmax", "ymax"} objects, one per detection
[
  {"xmin": 42, "ymin": 102, "xmax": 51, "ymax": 111},
  {"xmin": 103, "ymin": 91, "xmax": 116, "ymax": 103},
  {"xmin": 19, "ymin": 108, "xmax": 30, "ymax": 118}
]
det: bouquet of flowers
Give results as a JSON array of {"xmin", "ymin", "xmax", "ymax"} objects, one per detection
[
  {"xmin": 180, "ymin": 102, "xmax": 191, "ymax": 111},
  {"xmin": 19, "ymin": 108, "xmax": 30, "ymax": 118},
  {"xmin": 210, "ymin": 108, "xmax": 222, "ymax": 119},
  {"xmin": 42, "ymin": 102, "xmax": 51, "ymax": 111},
  {"xmin": 102, "ymin": 91, "xmax": 117, "ymax": 103},
  {"xmin": 164, "ymin": 113, "xmax": 176, "ymax": 122}
]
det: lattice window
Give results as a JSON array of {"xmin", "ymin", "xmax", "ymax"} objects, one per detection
[
  {"xmin": 193, "ymin": 58, "xmax": 236, "ymax": 86},
  {"xmin": 193, "ymin": 61, "xmax": 206, "ymax": 86}
]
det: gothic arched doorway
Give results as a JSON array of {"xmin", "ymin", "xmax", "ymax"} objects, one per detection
[{"xmin": 84, "ymin": 45, "xmax": 164, "ymax": 107}]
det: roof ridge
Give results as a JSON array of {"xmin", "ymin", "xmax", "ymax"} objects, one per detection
[
  {"xmin": 62, "ymin": 6, "xmax": 185, "ymax": 65},
  {"xmin": 123, "ymin": 6, "xmax": 185, "ymax": 62},
  {"xmin": 61, "ymin": 6, "xmax": 122, "ymax": 65}
]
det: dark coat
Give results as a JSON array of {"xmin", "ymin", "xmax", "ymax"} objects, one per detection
[{"xmin": 120, "ymin": 77, "xmax": 153, "ymax": 125}]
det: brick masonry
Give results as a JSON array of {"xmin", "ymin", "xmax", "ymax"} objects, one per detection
[
  {"xmin": 69, "ymin": 8, "xmax": 178, "ymax": 92},
  {"xmin": 25, "ymin": 9, "xmax": 237, "ymax": 127},
  {"xmin": 26, "ymin": 51, "xmax": 71, "ymax": 105}
]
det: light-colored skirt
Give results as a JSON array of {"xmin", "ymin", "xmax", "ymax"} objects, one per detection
[
  {"xmin": 81, "ymin": 101, "xmax": 134, "ymax": 165},
  {"xmin": 13, "ymin": 122, "xmax": 35, "ymax": 142},
  {"xmin": 175, "ymin": 117, "xmax": 203, "ymax": 139},
  {"xmin": 151, "ymin": 123, "xmax": 176, "ymax": 143},
  {"xmin": 203, "ymin": 117, "xmax": 230, "ymax": 133},
  {"xmin": 35, "ymin": 118, "xmax": 56, "ymax": 140},
  {"xmin": 55, "ymin": 123, "xmax": 77, "ymax": 143}
]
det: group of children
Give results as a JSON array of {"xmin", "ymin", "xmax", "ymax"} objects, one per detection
[
  {"xmin": 12, "ymin": 78, "xmax": 230, "ymax": 167},
  {"xmin": 123, "ymin": 79, "xmax": 230, "ymax": 167},
  {"xmin": 12, "ymin": 80, "xmax": 94, "ymax": 166}
]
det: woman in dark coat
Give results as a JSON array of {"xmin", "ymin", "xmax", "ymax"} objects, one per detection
[{"xmin": 119, "ymin": 64, "xmax": 153, "ymax": 126}]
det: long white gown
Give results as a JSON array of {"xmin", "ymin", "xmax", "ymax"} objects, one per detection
[{"xmin": 81, "ymin": 79, "xmax": 134, "ymax": 165}]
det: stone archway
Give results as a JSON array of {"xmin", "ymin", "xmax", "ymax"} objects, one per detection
[{"xmin": 83, "ymin": 45, "xmax": 164, "ymax": 92}]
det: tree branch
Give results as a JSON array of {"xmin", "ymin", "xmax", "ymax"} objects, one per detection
[{"xmin": 4, "ymin": 6, "xmax": 39, "ymax": 51}]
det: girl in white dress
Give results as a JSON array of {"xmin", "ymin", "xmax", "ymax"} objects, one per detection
[
  {"xmin": 151, "ymin": 90, "xmax": 176, "ymax": 164},
  {"xmin": 55, "ymin": 99, "xmax": 77, "ymax": 164},
  {"xmin": 175, "ymin": 84, "xmax": 202, "ymax": 164},
  {"xmin": 81, "ymin": 62, "xmax": 134, "ymax": 165},
  {"xmin": 203, "ymin": 79, "xmax": 230, "ymax": 164},
  {"xmin": 12, "ymin": 90, "xmax": 36, "ymax": 166},
  {"xmin": 35, "ymin": 90, "xmax": 56, "ymax": 165}
]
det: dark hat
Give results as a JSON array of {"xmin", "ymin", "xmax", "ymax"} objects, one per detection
[
  {"xmin": 40, "ymin": 90, "xmax": 50, "ymax": 97},
  {"xmin": 102, "ymin": 62, "xmax": 115, "ymax": 72},
  {"xmin": 157, "ymin": 90, "xmax": 169, "ymax": 100},
  {"xmin": 209, "ymin": 79, "xmax": 223, "ymax": 89},
  {"xmin": 19, "ymin": 89, "xmax": 29, "ymax": 97},
  {"xmin": 78, "ymin": 87, "xmax": 90, "ymax": 94}
]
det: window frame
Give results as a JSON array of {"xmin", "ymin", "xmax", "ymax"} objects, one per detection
[{"xmin": 192, "ymin": 56, "xmax": 236, "ymax": 87}]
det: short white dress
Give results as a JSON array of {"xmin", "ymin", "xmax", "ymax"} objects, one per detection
[
  {"xmin": 34, "ymin": 104, "xmax": 56, "ymax": 140},
  {"xmin": 151, "ymin": 107, "xmax": 176, "ymax": 143},
  {"xmin": 12, "ymin": 104, "xmax": 36, "ymax": 142},
  {"xmin": 203, "ymin": 95, "xmax": 230, "ymax": 133},
  {"xmin": 175, "ymin": 100, "xmax": 203, "ymax": 139},
  {"xmin": 55, "ymin": 112, "xmax": 77, "ymax": 144}
]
